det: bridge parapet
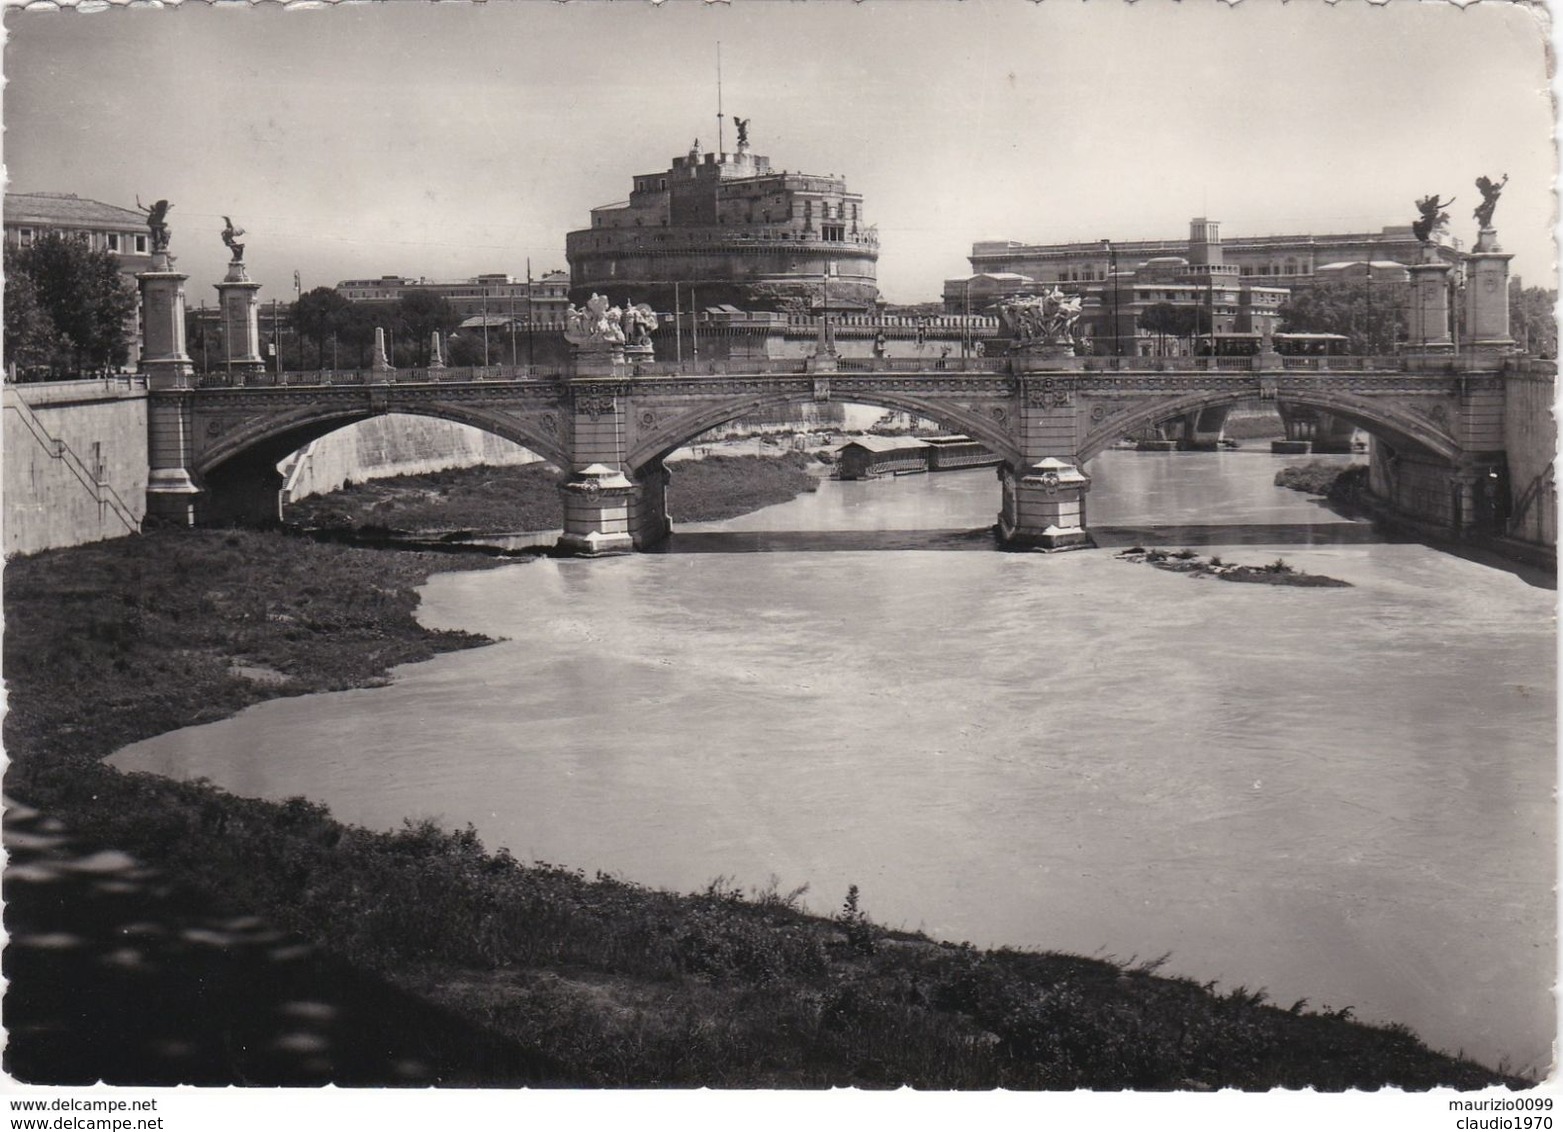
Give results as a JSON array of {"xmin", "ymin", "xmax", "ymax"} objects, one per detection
[{"xmin": 178, "ymin": 351, "xmax": 1546, "ymax": 391}]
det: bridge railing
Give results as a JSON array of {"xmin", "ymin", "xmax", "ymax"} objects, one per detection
[
  {"xmin": 1078, "ymin": 354, "xmax": 1432, "ymax": 374},
  {"xmin": 198, "ymin": 365, "xmax": 558, "ymax": 389}
]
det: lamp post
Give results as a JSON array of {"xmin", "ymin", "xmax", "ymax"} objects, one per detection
[
  {"xmin": 1364, "ymin": 245, "xmax": 1374, "ymax": 357},
  {"xmin": 963, "ymin": 277, "xmax": 972, "ymax": 360},
  {"xmin": 1100, "ymin": 240, "xmax": 1119, "ymax": 356}
]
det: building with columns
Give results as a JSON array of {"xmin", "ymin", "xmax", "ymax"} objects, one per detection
[{"xmin": 565, "ymin": 133, "xmax": 880, "ymax": 314}]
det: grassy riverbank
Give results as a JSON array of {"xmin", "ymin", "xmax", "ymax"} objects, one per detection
[
  {"xmin": 2, "ymin": 529, "xmax": 1522, "ymax": 1089},
  {"xmin": 286, "ymin": 451, "xmax": 820, "ymax": 537},
  {"xmin": 1275, "ymin": 460, "xmax": 1371, "ymax": 505}
]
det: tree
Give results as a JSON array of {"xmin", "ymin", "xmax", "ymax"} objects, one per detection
[
  {"xmin": 448, "ymin": 331, "xmax": 488, "ymax": 367},
  {"xmin": 8, "ymin": 232, "xmax": 138, "ymax": 373},
  {"xmin": 1509, "ymin": 284, "xmax": 1557, "ymax": 358},
  {"xmin": 1277, "ymin": 278, "xmax": 1404, "ymax": 355},
  {"xmin": 337, "ymin": 302, "xmax": 379, "ymax": 368},
  {"xmin": 395, "ymin": 290, "xmax": 458, "ymax": 365},
  {"xmin": 1137, "ymin": 301, "xmax": 1209, "ymax": 353},
  {"xmin": 293, "ymin": 286, "xmax": 353, "ymax": 369},
  {"xmin": 3, "ymin": 246, "xmax": 60, "ymax": 377}
]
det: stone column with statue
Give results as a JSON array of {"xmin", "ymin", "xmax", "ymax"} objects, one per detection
[
  {"xmin": 135, "ymin": 198, "xmax": 195, "ymax": 387},
  {"xmin": 136, "ymin": 198, "xmax": 204, "ymax": 526},
  {"xmin": 994, "ymin": 289, "xmax": 1094, "ymax": 551},
  {"xmin": 213, "ymin": 216, "xmax": 266, "ymax": 384},
  {"xmin": 1464, "ymin": 174, "xmax": 1515, "ymax": 352},
  {"xmin": 1404, "ymin": 193, "xmax": 1456, "ymax": 353}
]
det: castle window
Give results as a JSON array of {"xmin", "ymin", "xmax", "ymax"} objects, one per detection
[{"xmin": 134, "ymin": 234, "xmax": 147, "ymax": 253}]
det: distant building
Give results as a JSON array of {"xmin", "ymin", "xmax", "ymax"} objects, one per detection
[
  {"xmin": 960, "ymin": 216, "xmax": 1457, "ymax": 290},
  {"xmin": 4, "ymin": 191, "xmax": 155, "ymax": 266},
  {"xmin": 565, "ymin": 134, "xmax": 880, "ymax": 314},
  {"xmin": 335, "ymin": 270, "xmax": 572, "ymax": 329},
  {"xmin": 4, "ymin": 192, "xmax": 157, "ymax": 365},
  {"xmin": 943, "ymin": 217, "xmax": 1441, "ymax": 356}
]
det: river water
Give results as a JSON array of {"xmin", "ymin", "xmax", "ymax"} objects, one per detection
[{"xmin": 110, "ymin": 450, "xmax": 1557, "ymax": 1075}]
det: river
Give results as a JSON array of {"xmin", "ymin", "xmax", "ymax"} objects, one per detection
[{"xmin": 110, "ymin": 449, "xmax": 1557, "ymax": 1075}]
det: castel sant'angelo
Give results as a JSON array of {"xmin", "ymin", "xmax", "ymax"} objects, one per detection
[{"xmin": 565, "ymin": 124, "xmax": 880, "ymax": 315}]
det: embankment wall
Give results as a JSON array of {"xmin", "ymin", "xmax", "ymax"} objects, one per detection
[
  {"xmin": 1502, "ymin": 370, "xmax": 1556, "ymax": 550},
  {"xmin": 4, "ymin": 380, "xmax": 148, "ymax": 557},
  {"xmin": 280, "ymin": 415, "xmax": 541, "ymax": 503}
]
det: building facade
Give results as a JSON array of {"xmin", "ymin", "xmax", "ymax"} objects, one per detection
[
  {"xmin": 959, "ymin": 216, "xmax": 1457, "ymax": 290},
  {"xmin": 4, "ymin": 192, "xmax": 157, "ymax": 367},
  {"xmin": 565, "ymin": 134, "xmax": 880, "ymax": 314},
  {"xmin": 943, "ymin": 217, "xmax": 1438, "ymax": 356},
  {"xmin": 335, "ymin": 269, "xmax": 572, "ymax": 329}
]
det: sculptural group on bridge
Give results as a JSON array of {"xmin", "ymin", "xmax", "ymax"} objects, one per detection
[
  {"xmin": 564, "ymin": 293, "xmax": 658, "ymax": 350},
  {"xmin": 998, "ymin": 288, "xmax": 1084, "ymax": 347}
]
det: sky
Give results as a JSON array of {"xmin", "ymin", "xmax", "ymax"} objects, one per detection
[{"xmin": 3, "ymin": 0, "xmax": 1557, "ymax": 306}]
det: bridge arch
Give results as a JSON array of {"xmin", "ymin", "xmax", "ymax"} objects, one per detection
[
  {"xmin": 1077, "ymin": 388, "xmax": 1461, "ymax": 466},
  {"xmin": 624, "ymin": 389, "xmax": 1022, "ymax": 473},
  {"xmin": 190, "ymin": 402, "xmax": 569, "ymax": 527},
  {"xmin": 195, "ymin": 402, "xmax": 570, "ymax": 480}
]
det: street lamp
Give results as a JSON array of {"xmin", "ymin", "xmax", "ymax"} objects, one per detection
[
  {"xmin": 963, "ymin": 277, "xmax": 973, "ymax": 360},
  {"xmin": 1100, "ymin": 239, "xmax": 1119, "ymax": 356}
]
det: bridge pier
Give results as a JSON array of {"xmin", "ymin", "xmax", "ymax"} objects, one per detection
[
  {"xmin": 557, "ymin": 464, "xmax": 637, "ymax": 556},
  {"xmin": 998, "ymin": 457, "xmax": 1093, "ymax": 551},
  {"xmin": 145, "ymin": 394, "xmax": 201, "ymax": 527}
]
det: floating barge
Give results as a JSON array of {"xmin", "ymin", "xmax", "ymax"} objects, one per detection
[{"xmin": 837, "ymin": 434, "xmax": 999, "ymax": 479}]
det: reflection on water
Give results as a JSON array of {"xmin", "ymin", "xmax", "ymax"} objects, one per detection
[{"xmin": 111, "ymin": 450, "xmax": 1557, "ymax": 1075}]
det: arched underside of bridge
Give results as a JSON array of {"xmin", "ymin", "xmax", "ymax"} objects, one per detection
[
  {"xmin": 192, "ymin": 404, "xmax": 568, "ymax": 525},
  {"xmin": 1077, "ymin": 389, "xmax": 1462, "ymax": 467},
  {"xmin": 624, "ymin": 389, "xmax": 1022, "ymax": 474}
]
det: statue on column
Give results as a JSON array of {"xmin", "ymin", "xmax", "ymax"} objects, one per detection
[
  {"xmin": 138, "ymin": 197, "xmax": 172, "ymax": 254},
  {"xmin": 221, "ymin": 216, "xmax": 246, "ymax": 262},
  {"xmin": 1473, "ymin": 173, "xmax": 1509, "ymax": 229},
  {"xmin": 1411, "ymin": 193, "xmax": 1454, "ymax": 244}
]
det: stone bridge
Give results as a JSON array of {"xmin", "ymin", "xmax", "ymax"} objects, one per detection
[{"xmin": 143, "ymin": 350, "xmax": 1519, "ymax": 554}]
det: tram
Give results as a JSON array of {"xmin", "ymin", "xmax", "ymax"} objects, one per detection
[{"xmin": 1194, "ymin": 332, "xmax": 1352, "ymax": 357}]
